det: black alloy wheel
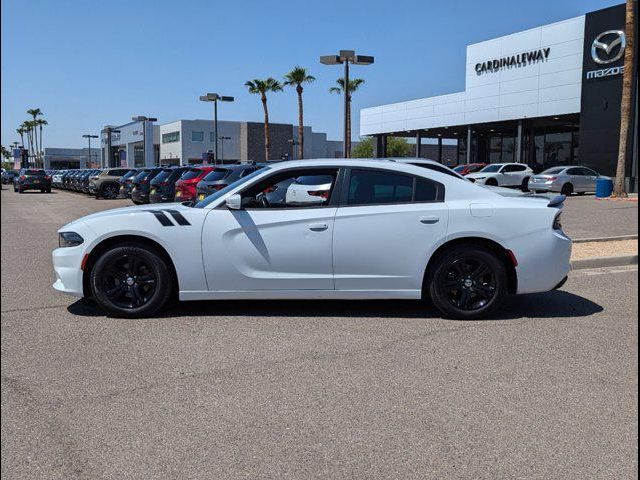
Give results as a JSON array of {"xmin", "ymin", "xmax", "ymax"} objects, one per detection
[
  {"xmin": 428, "ymin": 245, "xmax": 507, "ymax": 320},
  {"xmin": 561, "ymin": 183, "xmax": 574, "ymax": 196},
  {"xmin": 91, "ymin": 244, "xmax": 172, "ymax": 318},
  {"xmin": 101, "ymin": 183, "xmax": 120, "ymax": 199},
  {"xmin": 521, "ymin": 177, "xmax": 530, "ymax": 192}
]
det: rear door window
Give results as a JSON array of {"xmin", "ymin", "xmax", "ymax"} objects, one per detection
[
  {"xmin": 181, "ymin": 168, "xmax": 204, "ymax": 180},
  {"xmin": 203, "ymin": 169, "xmax": 230, "ymax": 182},
  {"xmin": 347, "ymin": 169, "xmax": 442, "ymax": 205}
]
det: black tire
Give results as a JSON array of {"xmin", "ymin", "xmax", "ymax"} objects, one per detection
[
  {"xmin": 90, "ymin": 244, "xmax": 173, "ymax": 318},
  {"xmin": 46, "ymin": 188, "xmax": 51, "ymax": 193},
  {"xmin": 101, "ymin": 183, "xmax": 120, "ymax": 200},
  {"xmin": 427, "ymin": 245, "xmax": 507, "ymax": 320},
  {"xmin": 577, "ymin": 192, "xmax": 586, "ymax": 196},
  {"xmin": 521, "ymin": 177, "xmax": 530, "ymax": 192},
  {"xmin": 560, "ymin": 183, "xmax": 574, "ymax": 196},
  {"xmin": 485, "ymin": 178, "xmax": 498, "ymax": 186},
  {"xmin": 13, "ymin": 185, "xmax": 18, "ymax": 192}
]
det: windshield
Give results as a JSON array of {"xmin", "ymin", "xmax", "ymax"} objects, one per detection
[
  {"xmin": 479, "ymin": 164, "xmax": 502, "ymax": 173},
  {"xmin": 540, "ymin": 168, "xmax": 565, "ymax": 175},
  {"xmin": 181, "ymin": 168, "xmax": 205, "ymax": 180},
  {"xmin": 203, "ymin": 169, "xmax": 229, "ymax": 182},
  {"xmin": 194, "ymin": 167, "xmax": 269, "ymax": 208}
]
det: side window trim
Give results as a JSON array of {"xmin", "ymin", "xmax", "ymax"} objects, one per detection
[{"xmin": 338, "ymin": 167, "xmax": 445, "ymax": 207}]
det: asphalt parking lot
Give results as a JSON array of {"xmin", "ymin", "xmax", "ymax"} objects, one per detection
[{"xmin": 1, "ymin": 186, "xmax": 638, "ymax": 479}]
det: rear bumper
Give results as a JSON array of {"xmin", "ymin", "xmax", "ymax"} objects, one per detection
[
  {"xmin": 511, "ymin": 229, "xmax": 572, "ymax": 294},
  {"xmin": 52, "ymin": 247, "xmax": 85, "ymax": 298},
  {"xmin": 149, "ymin": 192, "xmax": 174, "ymax": 203}
]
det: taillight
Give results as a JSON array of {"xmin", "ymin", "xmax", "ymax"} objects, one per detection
[
  {"xmin": 308, "ymin": 190, "xmax": 329, "ymax": 199},
  {"xmin": 547, "ymin": 177, "xmax": 557, "ymax": 181},
  {"xmin": 45, "ymin": 175, "xmax": 51, "ymax": 181},
  {"xmin": 553, "ymin": 211, "xmax": 563, "ymax": 230},
  {"xmin": 159, "ymin": 181, "xmax": 169, "ymax": 186},
  {"xmin": 141, "ymin": 179, "xmax": 148, "ymax": 184},
  {"xmin": 20, "ymin": 175, "xmax": 26, "ymax": 180}
]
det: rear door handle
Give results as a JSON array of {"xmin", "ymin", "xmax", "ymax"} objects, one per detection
[
  {"xmin": 308, "ymin": 223, "xmax": 329, "ymax": 231},
  {"xmin": 420, "ymin": 216, "xmax": 440, "ymax": 224}
]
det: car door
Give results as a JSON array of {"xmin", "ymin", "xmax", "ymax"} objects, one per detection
[
  {"xmin": 201, "ymin": 167, "xmax": 339, "ymax": 291},
  {"xmin": 501, "ymin": 164, "xmax": 525, "ymax": 186},
  {"xmin": 332, "ymin": 167, "xmax": 448, "ymax": 292},
  {"xmin": 580, "ymin": 167, "xmax": 599, "ymax": 192},
  {"xmin": 565, "ymin": 167, "xmax": 585, "ymax": 192}
]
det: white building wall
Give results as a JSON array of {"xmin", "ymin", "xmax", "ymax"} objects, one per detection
[{"xmin": 361, "ymin": 15, "xmax": 585, "ymax": 135}]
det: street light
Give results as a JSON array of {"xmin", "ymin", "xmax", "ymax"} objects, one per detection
[
  {"xmin": 199, "ymin": 93, "xmax": 234, "ymax": 164},
  {"xmin": 82, "ymin": 134, "xmax": 99, "ymax": 168},
  {"xmin": 218, "ymin": 136, "xmax": 231, "ymax": 163},
  {"xmin": 320, "ymin": 50, "xmax": 374, "ymax": 158}
]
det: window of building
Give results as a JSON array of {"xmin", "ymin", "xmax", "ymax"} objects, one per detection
[
  {"xmin": 209, "ymin": 132, "xmax": 216, "ymax": 142},
  {"xmin": 162, "ymin": 131, "xmax": 180, "ymax": 144},
  {"xmin": 192, "ymin": 131, "xmax": 204, "ymax": 142}
]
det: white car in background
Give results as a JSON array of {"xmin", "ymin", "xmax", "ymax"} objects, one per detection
[
  {"xmin": 285, "ymin": 173, "xmax": 334, "ymax": 206},
  {"xmin": 466, "ymin": 163, "xmax": 534, "ymax": 190},
  {"xmin": 52, "ymin": 159, "xmax": 571, "ymax": 320}
]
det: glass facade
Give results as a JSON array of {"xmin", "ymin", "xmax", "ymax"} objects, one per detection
[
  {"xmin": 191, "ymin": 131, "xmax": 204, "ymax": 142},
  {"xmin": 162, "ymin": 131, "xmax": 180, "ymax": 144}
]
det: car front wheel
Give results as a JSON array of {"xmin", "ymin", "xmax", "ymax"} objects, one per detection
[
  {"xmin": 90, "ymin": 244, "xmax": 173, "ymax": 318},
  {"xmin": 427, "ymin": 245, "xmax": 507, "ymax": 320},
  {"xmin": 485, "ymin": 178, "xmax": 498, "ymax": 187}
]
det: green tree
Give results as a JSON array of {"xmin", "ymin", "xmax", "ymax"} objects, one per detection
[
  {"xmin": 245, "ymin": 78, "xmax": 283, "ymax": 161},
  {"xmin": 352, "ymin": 136, "xmax": 413, "ymax": 158},
  {"xmin": 283, "ymin": 67, "xmax": 315, "ymax": 160},
  {"xmin": 329, "ymin": 77, "xmax": 365, "ymax": 157},
  {"xmin": 1, "ymin": 145, "xmax": 12, "ymax": 161},
  {"xmin": 27, "ymin": 108, "xmax": 43, "ymax": 164},
  {"xmin": 36, "ymin": 118, "xmax": 48, "ymax": 164}
]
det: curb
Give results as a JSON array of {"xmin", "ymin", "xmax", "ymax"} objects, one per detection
[
  {"xmin": 572, "ymin": 255, "xmax": 638, "ymax": 270},
  {"xmin": 573, "ymin": 234, "xmax": 638, "ymax": 244}
]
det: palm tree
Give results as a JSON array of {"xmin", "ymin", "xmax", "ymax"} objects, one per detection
[
  {"xmin": 329, "ymin": 77, "xmax": 365, "ymax": 157},
  {"xmin": 36, "ymin": 118, "xmax": 48, "ymax": 166},
  {"xmin": 27, "ymin": 108, "xmax": 43, "ymax": 165},
  {"xmin": 245, "ymin": 78, "xmax": 282, "ymax": 161},
  {"xmin": 16, "ymin": 127, "xmax": 26, "ymax": 149},
  {"xmin": 283, "ymin": 67, "xmax": 315, "ymax": 159},
  {"xmin": 613, "ymin": 0, "xmax": 636, "ymax": 197},
  {"xmin": 20, "ymin": 121, "xmax": 34, "ymax": 163}
]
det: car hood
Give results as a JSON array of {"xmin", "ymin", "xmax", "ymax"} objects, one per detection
[
  {"xmin": 465, "ymin": 172, "xmax": 494, "ymax": 179},
  {"xmin": 58, "ymin": 202, "xmax": 193, "ymax": 233}
]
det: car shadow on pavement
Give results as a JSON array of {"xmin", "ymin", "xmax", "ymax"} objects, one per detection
[{"xmin": 67, "ymin": 289, "xmax": 602, "ymax": 321}]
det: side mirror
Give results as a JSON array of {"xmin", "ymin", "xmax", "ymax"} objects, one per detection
[{"xmin": 225, "ymin": 193, "xmax": 242, "ymax": 210}]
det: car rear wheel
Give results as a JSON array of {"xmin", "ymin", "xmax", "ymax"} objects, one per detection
[
  {"xmin": 101, "ymin": 183, "xmax": 119, "ymax": 199},
  {"xmin": 90, "ymin": 244, "xmax": 173, "ymax": 318},
  {"xmin": 427, "ymin": 245, "xmax": 507, "ymax": 320},
  {"xmin": 561, "ymin": 183, "xmax": 574, "ymax": 196}
]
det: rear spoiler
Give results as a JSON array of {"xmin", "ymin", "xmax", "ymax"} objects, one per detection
[{"xmin": 547, "ymin": 195, "xmax": 566, "ymax": 208}]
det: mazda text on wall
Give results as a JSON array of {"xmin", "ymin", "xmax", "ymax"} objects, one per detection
[{"xmin": 52, "ymin": 159, "xmax": 572, "ymax": 320}]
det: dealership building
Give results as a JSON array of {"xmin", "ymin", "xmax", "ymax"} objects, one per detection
[
  {"xmin": 97, "ymin": 119, "xmax": 346, "ymax": 169},
  {"xmin": 361, "ymin": 3, "xmax": 638, "ymax": 190}
]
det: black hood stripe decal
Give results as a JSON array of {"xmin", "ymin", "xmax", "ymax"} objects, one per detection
[
  {"xmin": 145, "ymin": 209, "xmax": 191, "ymax": 226},
  {"xmin": 165, "ymin": 209, "xmax": 191, "ymax": 226}
]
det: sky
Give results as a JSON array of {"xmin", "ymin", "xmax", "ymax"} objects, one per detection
[{"xmin": 0, "ymin": 0, "xmax": 623, "ymax": 149}]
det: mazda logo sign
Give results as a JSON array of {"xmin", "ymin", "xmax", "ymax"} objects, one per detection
[{"xmin": 591, "ymin": 30, "xmax": 626, "ymax": 64}]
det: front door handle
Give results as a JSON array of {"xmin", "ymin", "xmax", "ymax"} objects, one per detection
[
  {"xmin": 420, "ymin": 216, "xmax": 440, "ymax": 224},
  {"xmin": 308, "ymin": 223, "xmax": 329, "ymax": 231}
]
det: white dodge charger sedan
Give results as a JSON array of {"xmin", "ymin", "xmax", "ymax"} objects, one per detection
[{"xmin": 52, "ymin": 159, "xmax": 571, "ymax": 320}]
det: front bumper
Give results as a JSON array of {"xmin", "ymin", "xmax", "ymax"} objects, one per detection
[{"xmin": 52, "ymin": 246, "xmax": 85, "ymax": 297}]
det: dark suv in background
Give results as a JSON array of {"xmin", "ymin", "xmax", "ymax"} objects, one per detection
[
  {"xmin": 90, "ymin": 168, "xmax": 131, "ymax": 199},
  {"xmin": 13, "ymin": 169, "xmax": 51, "ymax": 193},
  {"xmin": 117, "ymin": 169, "xmax": 139, "ymax": 198},
  {"xmin": 131, "ymin": 168, "xmax": 163, "ymax": 204},
  {"xmin": 195, "ymin": 165, "xmax": 263, "ymax": 202},
  {"xmin": 149, "ymin": 166, "xmax": 189, "ymax": 203}
]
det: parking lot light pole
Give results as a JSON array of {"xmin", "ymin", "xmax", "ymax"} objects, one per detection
[
  {"xmin": 199, "ymin": 94, "xmax": 234, "ymax": 165},
  {"xmin": 320, "ymin": 50, "xmax": 374, "ymax": 158},
  {"xmin": 132, "ymin": 116, "xmax": 157, "ymax": 166},
  {"xmin": 82, "ymin": 134, "xmax": 99, "ymax": 168},
  {"xmin": 218, "ymin": 136, "xmax": 231, "ymax": 163}
]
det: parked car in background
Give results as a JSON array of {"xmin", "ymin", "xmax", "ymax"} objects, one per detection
[
  {"xmin": 13, "ymin": 169, "xmax": 51, "ymax": 193},
  {"xmin": 90, "ymin": 168, "xmax": 131, "ymax": 199},
  {"xmin": 174, "ymin": 166, "xmax": 215, "ymax": 202},
  {"xmin": 394, "ymin": 158, "xmax": 467, "ymax": 180},
  {"xmin": 2, "ymin": 170, "xmax": 19, "ymax": 184},
  {"xmin": 454, "ymin": 163, "xmax": 487, "ymax": 176},
  {"xmin": 195, "ymin": 165, "xmax": 263, "ymax": 202},
  {"xmin": 78, "ymin": 170, "xmax": 100, "ymax": 193},
  {"xmin": 51, "ymin": 170, "xmax": 66, "ymax": 188},
  {"xmin": 149, "ymin": 167, "xmax": 189, "ymax": 203},
  {"xmin": 465, "ymin": 163, "xmax": 534, "ymax": 190},
  {"xmin": 131, "ymin": 168, "xmax": 164, "ymax": 204},
  {"xmin": 284, "ymin": 173, "xmax": 334, "ymax": 206},
  {"xmin": 529, "ymin": 166, "xmax": 606, "ymax": 196},
  {"xmin": 117, "ymin": 169, "xmax": 139, "ymax": 198}
]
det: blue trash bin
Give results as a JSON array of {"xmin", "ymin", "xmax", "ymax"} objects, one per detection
[{"xmin": 595, "ymin": 177, "xmax": 613, "ymax": 198}]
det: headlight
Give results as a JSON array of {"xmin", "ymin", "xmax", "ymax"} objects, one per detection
[{"xmin": 58, "ymin": 232, "xmax": 84, "ymax": 247}]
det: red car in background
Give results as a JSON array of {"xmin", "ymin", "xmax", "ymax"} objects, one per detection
[
  {"xmin": 174, "ymin": 166, "xmax": 215, "ymax": 202},
  {"xmin": 453, "ymin": 163, "xmax": 487, "ymax": 176}
]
